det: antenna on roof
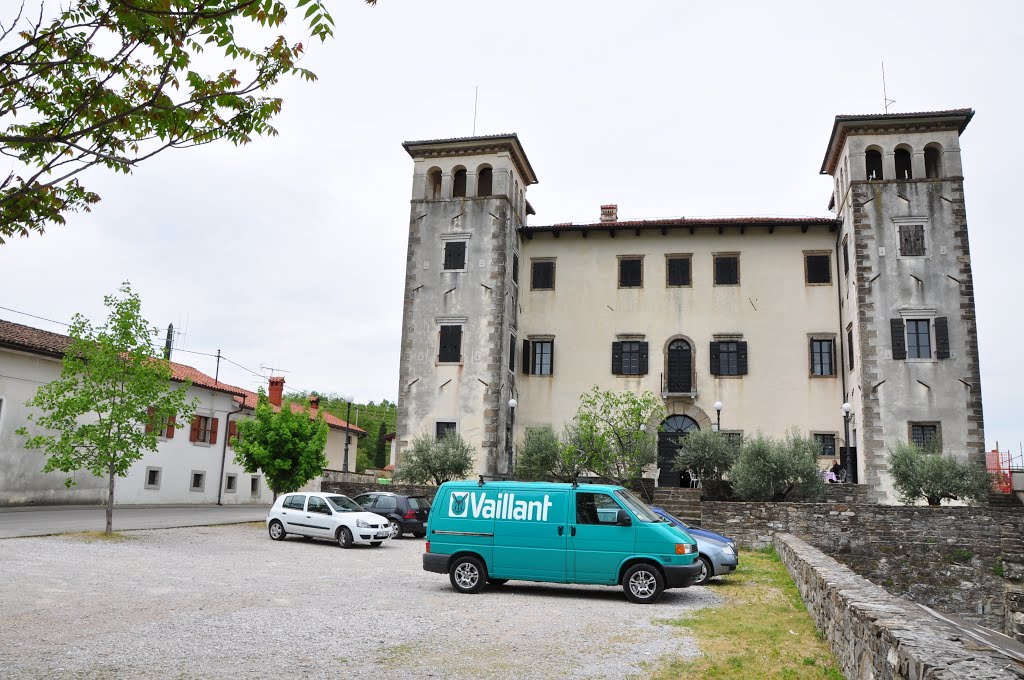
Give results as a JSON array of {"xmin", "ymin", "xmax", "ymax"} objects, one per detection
[
  {"xmin": 260, "ymin": 363, "xmax": 290, "ymax": 375},
  {"xmin": 472, "ymin": 85, "xmax": 478, "ymax": 135},
  {"xmin": 882, "ymin": 61, "xmax": 896, "ymax": 113}
]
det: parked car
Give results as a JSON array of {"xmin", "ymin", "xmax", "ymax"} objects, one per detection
[
  {"xmin": 353, "ymin": 492, "xmax": 431, "ymax": 539},
  {"xmin": 649, "ymin": 505, "xmax": 738, "ymax": 586},
  {"xmin": 266, "ymin": 492, "xmax": 391, "ymax": 548}
]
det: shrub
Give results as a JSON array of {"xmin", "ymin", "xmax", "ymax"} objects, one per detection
[
  {"xmin": 672, "ymin": 429, "xmax": 738, "ymax": 500},
  {"xmin": 887, "ymin": 441, "xmax": 991, "ymax": 506},
  {"xmin": 731, "ymin": 430, "xmax": 825, "ymax": 501},
  {"xmin": 516, "ymin": 426, "xmax": 568, "ymax": 481},
  {"xmin": 394, "ymin": 432, "xmax": 474, "ymax": 485}
]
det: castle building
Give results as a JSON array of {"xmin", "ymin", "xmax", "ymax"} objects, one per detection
[{"xmin": 395, "ymin": 110, "xmax": 984, "ymax": 503}]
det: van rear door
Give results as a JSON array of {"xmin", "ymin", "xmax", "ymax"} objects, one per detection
[
  {"xmin": 491, "ymin": 489, "xmax": 568, "ymax": 582},
  {"xmin": 570, "ymin": 490, "xmax": 635, "ymax": 584}
]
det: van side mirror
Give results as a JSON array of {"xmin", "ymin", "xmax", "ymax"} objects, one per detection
[{"xmin": 616, "ymin": 509, "xmax": 632, "ymax": 526}]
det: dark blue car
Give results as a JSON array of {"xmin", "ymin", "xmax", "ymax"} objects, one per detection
[{"xmin": 650, "ymin": 505, "xmax": 738, "ymax": 585}]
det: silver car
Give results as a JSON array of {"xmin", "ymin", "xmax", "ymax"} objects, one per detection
[{"xmin": 266, "ymin": 492, "xmax": 391, "ymax": 548}]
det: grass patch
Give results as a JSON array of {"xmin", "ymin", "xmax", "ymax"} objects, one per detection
[
  {"xmin": 71, "ymin": 531, "xmax": 134, "ymax": 542},
  {"xmin": 649, "ymin": 548, "xmax": 843, "ymax": 680}
]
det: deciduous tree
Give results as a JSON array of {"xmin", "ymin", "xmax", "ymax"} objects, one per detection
[{"xmin": 18, "ymin": 283, "xmax": 196, "ymax": 534}]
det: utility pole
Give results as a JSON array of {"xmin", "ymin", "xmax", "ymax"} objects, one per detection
[{"xmin": 342, "ymin": 400, "xmax": 352, "ymax": 473}]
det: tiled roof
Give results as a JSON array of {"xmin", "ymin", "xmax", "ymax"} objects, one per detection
[
  {"xmin": 234, "ymin": 390, "xmax": 367, "ymax": 435},
  {"xmin": 167, "ymin": 362, "xmax": 247, "ymax": 397},
  {"xmin": 0, "ymin": 319, "xmax": 72, "ymax": 357},
  {"xmin": 521, "ymin": 215, "xmax": 839, "ymax": 233}
]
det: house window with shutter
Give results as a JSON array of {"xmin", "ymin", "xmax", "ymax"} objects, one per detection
[
  {"xmin": 809, "ymin": 337, "xmax": 836, "ymax": 376},
  {"xmin": 438, "ymin": 324, "xmax": 463, "ymax": 363},
  {"xmin": 891, "ymin": 315, "xmax": 949, "ymax": 361},
  {"xmin": 531, "ymin": 259, "xmax": 555, "ymax": 290},
  {"xmin": 618, "ymin": 256, "xmax": 643, "ymax": 288},
  {"xmin": 190, "ymin": 414, "xmax": 218, "ymax": 445},
  {"xmin": 522, "ymin": 338, "xmax": 553, "ymax": 376},
  {"xmin": 906, "ymin": 319, "xmax": 932, "ymax": 359},
  {"xmin": 896, "ymin": 222, "xmax": 927, "ymax": 257},
  {"xmin": 909, "ymin": 422, "xmax": 941, "ymax": 449},
  {"xmin": 804, "ymin": 252, "xmax": 832, "ymax": 285},
  {"xmin": 713, "ymin": 254, "xmax": 740, "ymax": 286},
  {"xmin": 710, "ymin": 339, "xmax": 747, "ymax": 376},
  {"xmin": 842, "ymin": 237, "xmax": 850, "ymax": 277},
  {"xmin": 666, "ymin": 254, "xmax": 692, "ymax": 287},
  {"xmin": 146, "ymin": 408, "xmax": 177, "ymax": 439},
  {"xmin": 612, "ymin": 341, "xmax": 648, "ymax": 376},
  {"xmin": 442, "ymin": 240, "xmax": 467, "ymax": 270}
]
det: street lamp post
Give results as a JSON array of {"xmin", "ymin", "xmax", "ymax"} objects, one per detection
[
  {"xmin": 507, "ymin": 398, "xmax": 517, "ymax": 474},
  {"xmin": 713, "ymin": 401, "xmax": 723, "ymax": 432},
  {"xmin": 841, "ymin": 402, "xmax": 852, "ymax": 483}
]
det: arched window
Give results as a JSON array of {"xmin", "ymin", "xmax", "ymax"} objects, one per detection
[
  {"xmin": 865, "ymin": 148, "xmax": 883, "ymax": 180},
  {"xmin": 477, "ymin": 166, "xmax": 492, "ymax": 196},
  {"xmin": 426, "ymin": 168, "xmax": 442, "ymax": 200},
  {"xmin": 924, "ymin": 144, "xmax": 943, "ymax": 179},
  {"xmin": 452, "ymin": 168, "xmax": 467, "ymax": 198},
  {"xmin": 895, "ymin": 146, "xmax": 913, "ymax": 180},
  {"xmin": 657, "ymin": 414, "xmax": 700, "ymax": 488}
]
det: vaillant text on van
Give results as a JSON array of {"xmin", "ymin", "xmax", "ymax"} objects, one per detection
[{"xmin": 448, "ymin": 491, "xmax": 553, "ymax": 522}]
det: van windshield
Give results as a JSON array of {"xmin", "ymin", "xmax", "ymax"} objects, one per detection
[{"xmin": 614, "ymin": 490, "xmax": 660, "ymax": 523}]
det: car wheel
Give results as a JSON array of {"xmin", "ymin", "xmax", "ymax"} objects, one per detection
[
  {"xmin": 622, "ymin": 563, "xmax": 665, "ymax": 604},
  {"xmin": 268, "ymin": 520, "xmax": 286, "ymax": 541},
  {"xmin": 389, "ymin": 519, "xmax": 402, "ymax": 539},
  {"xmin": 337, "ymin": 526, "xmax": 353, "ymax": 549},
  {"xmin": 370, "ymin": 541, "xmax": 383, "ymax": 547},
  {"xmin": 487, "ymin": 578, "xmax": 509, "ymax": 586},
  {"xmin": 694, "ymin": 556, "xmax": 713, "ymax": 586},
  {"xmin": 449, "ymin": 555, "xmax": 487, "ymax": 594},
  {"xmin": 412, "ymin": 530, "xmax": 426, "ymax": 539}
]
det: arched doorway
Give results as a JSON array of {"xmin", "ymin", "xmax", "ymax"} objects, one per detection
[
  {"xmin": 666, "ymin": 339, "xmax": 693, "ymax": 393},
  {"xmin": 658, "ymin": 414, "xmax": 699, "ymax": 487}
]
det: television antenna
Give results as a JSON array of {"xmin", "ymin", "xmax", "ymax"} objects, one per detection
[{"xmin": 882, "ymin": 61, "xmax": 896, "ymax": 113}]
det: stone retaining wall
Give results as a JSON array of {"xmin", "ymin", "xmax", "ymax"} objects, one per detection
[{"xmin": 774, "ymin": 533, "xmax": 1023, "ymax": 680}]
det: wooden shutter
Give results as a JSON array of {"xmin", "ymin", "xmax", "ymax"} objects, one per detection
[
  {"xmin": 522, "ymin": 339, "xmax": 531, "ymax": 375},
  {"xmin": 737, "ymin": 341, "xmax": 748, "ymax": 375},
  {"xmin": 611, "ymin": 342, "xmax": 623, "ymax": 374},
  {"xmin": 209, "ymin": 418, "xmax": 219, "ymax": 445},
  {"xmin": 228, "ymin": 420, "xmax": 237, "ymax": 445},
  {"xmin": 439, "ymin": 325, "xmax": 462, "ymax": 362},
  {"xmin": 709, "ymin": 342, "xmax": 721, "ymax": 376},
  {"xmin": 935, "ymin": 317, "xmax": 950, "ymax": 359},
  {"xmin": 165, "ymin": 415, "xmax": 176, "ymax": 439},
  {"xmin": 444, "ymin": 241, "xmax": 466, "ymax": 269},
  {"xmin": 549, "ymin": 340, "xmax": 555, "ymax": 375},
  {"xmin": 453, "ymin": 326, "xmax": 462, "ymax": 361},
  {"xmin": 145, "ymin": 406, "xmax": 155, "ymax": 434},
  {"xmin": 190, "ymin": 416, "xmax": 201, "ymax": 442},
  {"xmin": 890, "ymin": 319, "xmax": 907, "ymax": 360},
  {"xmin": 638, "ymin": 342, "xmax": 649, "ymax": 375}
]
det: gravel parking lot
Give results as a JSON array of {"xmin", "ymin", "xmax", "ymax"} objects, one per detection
[{"xmin": 0, "ymin": 523, "xmax": 720, "ymax": 679}]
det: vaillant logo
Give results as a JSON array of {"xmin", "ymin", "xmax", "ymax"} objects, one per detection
[{"xmin": 446, "ymin": 491, "xmax": 552, "ymax": 522}]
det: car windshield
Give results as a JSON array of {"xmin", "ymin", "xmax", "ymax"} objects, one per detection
[
  {"xmin": 326, "ymin": 495, "xmax": 362, "ymax": 512},
  {"xmin": 614, "ymin": 490, "xmax": 660, "ymax": 523},
  {"xmin": 407, "ymin": 497, "xmax": 430, "ymax": 510}
]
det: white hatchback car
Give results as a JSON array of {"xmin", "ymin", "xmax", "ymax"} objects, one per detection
[{"xmin": 266, "ymin": 492, "xmax": 391, "ymax": 548}]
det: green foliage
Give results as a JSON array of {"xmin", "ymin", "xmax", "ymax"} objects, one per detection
[
  {"xmin": 285, "ymin": 393, "xmax": 395, "ymax": 465},
  {"xmin": 17, "ymin": 283, "xmax": 196, "ymax": 533},
  {"xmin": 233, "ymin": 388, "xmax": 328, "ymax": 495},
  {"xmin": 515, "ymin": 425, "xmax": 577, "ymax": 482},
  {"xmin": 731, "ymin": 429, "xmax": 825, "ymax": 501},
  {"xmin": 672, "ymin": 429, "xmax": 739, "ymax": 500},
  {"xmin": 0, "ymin": 0, "xmax": 378, "ymax": 241},
  {"xmin": 374, "ymin": 421, "xmax": 388, "ymax": 469},
  {"xmin": 887, "ymin": 440, "xmax": 991, "ymax": 506},
  {"xmin": 573, "ymin": 387, "xmax": 664, "ymax": 489},
  {"xmin": 394, "ymin": 432, "xmax": 474, "ymax": 485}
]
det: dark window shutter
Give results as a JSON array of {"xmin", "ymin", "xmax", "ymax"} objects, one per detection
[
  {"xmin": 190, "ymin": 416, "xmax": 200, "ymax": 442},
  {"xmin": 444, "ymin": 241, "xmax": 466, "ymax": 270},
  {"xmin": 709, "ymin": 342, "xmax": 721, "ymax": 376},
  {"xmin": 166, "ymin": 415, "xmax": 176, "ymax": 439},
  {"xmin": 453, "ymin": 327, "xmax": 462, "ymax": 361},
  {"xmin": 210, "ymin": 418, "xmax": 219, "ymax": 445},
  {"xmin": 737, "ymin": 341, "xmax": 748, "ymax": 375},
  {"xmin": 522, "ymin": 339, "xmax": 531, "ymax": 375},
  {"xmin": 611, "ymin": 342, "xmax": 623, "ymax": 374},
  {"xmin": 550, "ymin": 340, "xmax": 555, "ymax": 375},
  {"xmin": 935, "ymin": 317, "xmax": 950, "ymax": 359},
  {"xmin": 146, "ymin": 406, "xmax": 155, "ymax": 434},
  {"xmin": 890, "ymin": 319, "xmax": 907, "ymax": 360},
  {"xmin": 638, "ymin": 342, "xmax": 649, "ymax": 375},
  {"xmin": 439, "ymin": 325, "xmax": 462, "ymax": 362},
  {"xmin": 228, "ymin": 420, "xmax": 237, "ymax": 445}
]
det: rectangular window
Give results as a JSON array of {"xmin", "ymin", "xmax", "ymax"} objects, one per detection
[
  {"xmin": 899, "ymin": 224, "xmax": 926, "ymax": 257},
  {"xmin": 814, "ymin": 434, "xmax": 837, "ymax": 457},
  {"xmin": 906, "ymin": 319, "xmax": 932, "ymax": 359},
  {"xmin": 714, "ymin": 255, "xmax": 739, "ymax": 285},
  {"xmin": 190, "ymin": 471, "xmax": 206, "ymax": 492},
  {"xmin": 666, "ymin": 255, "xmax": 691, "ymax": 287},
  {"xmin": 810, "ymin": 338, "xmax": 836, "ymax": 376},
  {"xmin": 531, "ymin": 260, "xmax": 555, "ymax": 290},
  {"xmin": 443, "ymin": 240, "xmax": 467, "ymax": 270},
  {"xmin": 190, "ymin": 415, "xmax": 217, "ymax": 445},
  {"xmin": 438, "ymin": 325, "xmax": 463, "ymax": 363},
  {"xmin": 144, "ymin": 467, "xmax": 161, "ymax": 490},
  {"xmin": 250, "ymin": 476, "xmax": 261, "ymax": 497},
  {"xmin": 618, "ymin": 257, "xmax": 643, "ymax": 288},
  {"xmin": 847, "ymin": 325, "xmax": 855, "ymax": 370},
  {"xmin": 909, "ymin": 422, "xmax": 940, "ymax": 449},
  {"xmin": 710, "ymin": 340, "xmax": 747, "ymax": 376},
  {"xmin": 225, "ymin": 474, "xmax": 237, "ymax": 493},
  {"xmin": 612, "ymin": 341, "xmax": 647, "ymax": 375},
  {"xmin": 721, "ymin": 431, "xmax": 743, "ymax": 449},
  {"xmin": 512, "ymin": 252, "xmax": 519, "ymax": 285},
  {"xmin": 842, "ymin": 237, "xmax": 850, "ymax": 277},
  {"xmin": 509, "ymin": 333, "xmax": 516, "ymax": 372},
  {"xmin": 436, "ymin": 421, "xmax": 456, "ymax": 440},
  {"xmin": 530, "ymin": 339, "xmax": 553, "ymax": 375},
  {"xmin": 805, "ymin": 253, "xmax": 832, "ymax": 285}
]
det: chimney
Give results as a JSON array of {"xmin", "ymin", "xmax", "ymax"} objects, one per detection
[
  {"xmin": 268, "ymin": 376, "xmax": 285, "ymax": 407},
  {"xmin": 600, "ymin": 204, "xmax": 618, "ymax": 223},
  {"xmin": 309, "ymin": 394, "xmax": 320, "ymax": 415}
]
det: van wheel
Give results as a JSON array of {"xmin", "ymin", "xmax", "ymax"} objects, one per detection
[
  {"xmin": 623, "ymin": 563, "xmax": 665, "ymax": 604},
  {"xmin": 693, "ymin": 556, "xmax": 713, "ymax": 586},
  {"xmin": 450, "ymin": 555, "xmax": 487, "ymax": 594},
  {"xmin": 268, "ymin": 520, "xmax": 286, "ymax": 541},
  {"xmin": 337, "ymin": 526, "xmax": 353, "ymax": 549}
]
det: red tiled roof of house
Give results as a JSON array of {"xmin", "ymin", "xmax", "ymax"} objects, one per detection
[
  {"xmin": 167, "ymin": 361, "xmax": 247, "ymax": 397},
  {"xmin": 233, "ymin": 390, "xmax": 367, "ymax": 435},
  {"xmin": 521, "ymin": 215, "xmax": 838, "ymax": 233}
]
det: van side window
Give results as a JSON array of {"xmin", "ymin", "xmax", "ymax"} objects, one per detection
[{"xmin": 575, "ymin": 492, "xmax": 620, "ymax": 525}]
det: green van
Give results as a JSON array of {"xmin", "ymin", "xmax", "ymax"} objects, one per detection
[{"xmin": 422, "ymin": 480, "xmax": 700, "ymax": 603}]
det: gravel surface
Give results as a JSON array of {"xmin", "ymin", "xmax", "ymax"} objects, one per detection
[{"xmin": 0, "ymin": 523, "xmax": 721, "ymax": 679}]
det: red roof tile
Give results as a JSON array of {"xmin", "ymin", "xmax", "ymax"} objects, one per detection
[
  {"xmin": 0, "ymin": 319, "xmax": 72, "ymax": 357},
  {"xmin": 233, "ymin": 390, "xmax": 367, "ymax": 435}
]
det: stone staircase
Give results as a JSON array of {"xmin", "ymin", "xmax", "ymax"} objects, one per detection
[
  {"xmin": 650, "ymin": 487, "xmax": 702, "ymax": 524},
  {"xmin": 988, "ymin": 492, "xmax": 1023, "ymax": 508}
]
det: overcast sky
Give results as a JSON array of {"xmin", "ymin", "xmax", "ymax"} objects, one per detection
[{"xmin": 1, "ymin": 0, "xmax": 1021, "ymax": 450}]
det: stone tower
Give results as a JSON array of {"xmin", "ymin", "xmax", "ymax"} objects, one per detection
[
  {"xmin": 821, "ymin": 109, "xmax": 984, "ymax": 503},
  {"xmin": 396, "ymin": 135, "xmax": 538, "ymax": 475}
]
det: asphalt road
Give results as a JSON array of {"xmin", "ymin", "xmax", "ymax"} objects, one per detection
[{"xmin": 0, "ymin": 504, "xmax": 271, "ymax": 538}]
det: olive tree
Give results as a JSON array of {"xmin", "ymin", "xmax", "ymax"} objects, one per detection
[
  {"xmin": 673, "ymin": 429, "xmax": 738, "ymax": 499},
  {"xmin": 888, "ymin": 440, "xmax": 991, "ymax": 506},
  {"xmin": 731, "ymin": 429, "xmax": 825, "ymax": 501},
  {"xmin": 394, "ymin": 432, "xmax": 474, "ymax": 485}
]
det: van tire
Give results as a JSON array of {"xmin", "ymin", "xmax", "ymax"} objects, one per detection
[
  {"xmin": 450, "ymin": 555, "xmax": 487, "ymax": 594},
  {"xmin": 622, "ymin": 563, "xmax": 665, "ymax": 604}
]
